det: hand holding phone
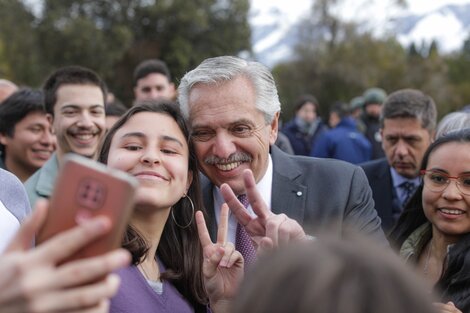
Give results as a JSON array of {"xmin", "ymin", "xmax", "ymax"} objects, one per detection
[
  {"xmin": 2, "ymin": 200, "xmax": 131, "ymax": 313},
  {"xmin": 36, "ymin": 154, "xmax": 138, "ymax": 262}
]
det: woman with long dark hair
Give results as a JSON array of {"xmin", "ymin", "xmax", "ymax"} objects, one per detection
[
  {"xmin": 99, "ymin": 101, "xmax": 242, "ymax": 313},
  {"xmin": 389, "ymin": 128, "xmax": 470, "ymax": 312}
]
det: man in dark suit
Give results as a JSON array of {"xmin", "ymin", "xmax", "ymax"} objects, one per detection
[
  {"xmin": 361, "ymin": 89, "xmax": 437, "ymax": 233},
  {"xmin": 178, "ymin": 56, "xmax": 386, "ymax": 252}
]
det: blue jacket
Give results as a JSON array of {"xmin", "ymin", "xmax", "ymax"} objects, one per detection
[
  {"xmin": 281, "ymin": 118, "xmax": 327, "ymax": 156},
  {"xmin": 311, "ymin": 117, "xmax": 372, "ymax": 164}
]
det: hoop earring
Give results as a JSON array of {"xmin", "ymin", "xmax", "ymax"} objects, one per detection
[{"xmin": 171, "ymin": 194, "xmax": 195, "ymax": 229}]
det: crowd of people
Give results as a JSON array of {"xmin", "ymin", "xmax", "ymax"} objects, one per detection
[{"xmin": 1, "ymin": 55, "xmax": 470, "ymax": 313}]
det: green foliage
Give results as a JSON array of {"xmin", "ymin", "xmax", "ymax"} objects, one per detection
[
  {"xmin": 0, "ymin": 0, "xmax": 251, "ymax": 104},
  {"xmin": 274, "ymin": 0, "xmax": 409, "ymax": 120},
  {"xmin": 0, "ymin": 0, "xmax": 42, "ymax": 85},
  {"xmin": 3, "ymin": 0, "xmax": 470, "ymax": 119},
  {"xmin": 36, "ymin": 15, "xmax": 133, "ymax": 75},
  {"xmin": 111, "ymin": 0, "xmax": 251, "ymax": 103}
]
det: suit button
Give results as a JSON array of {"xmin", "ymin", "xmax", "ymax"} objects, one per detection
[{"xmin": 296, "ymin": 191, "xmax": 302, "ymax": 196}]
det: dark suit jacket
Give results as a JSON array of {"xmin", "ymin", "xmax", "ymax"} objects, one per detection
[
  {"xmin": 360, "ymin": 158, "xmax": 399, "ymax": 233},
  {"xmin": 202, "ymin": 146, "xmax": 386, "ymax": 243}
]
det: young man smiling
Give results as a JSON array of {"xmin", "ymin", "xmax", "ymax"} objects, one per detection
[
  {"xmin": 0, "ymin": 89, "xmax": 56, "ymax": 182},
  {"xmin": 25, "ymin": 66, "xmax": 107, "ymax": 207}
]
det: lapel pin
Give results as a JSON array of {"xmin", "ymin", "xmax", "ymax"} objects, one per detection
[{"xmin": 296, "ymin": 191, "xmax": 302, "ymax": 197}]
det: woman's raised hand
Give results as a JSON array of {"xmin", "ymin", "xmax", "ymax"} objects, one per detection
[{"xmin": 195, "ymin": 204, "xmax": 243, "ymax": 312}]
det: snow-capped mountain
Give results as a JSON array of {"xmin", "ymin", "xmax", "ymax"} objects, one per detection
[
  {"xmin": 393, "ymin": 4, "xmax": 470, "ymax": 53},
  {"xmin": 250, "ymin": 1, "xmax": 470, "ymax": 67}
]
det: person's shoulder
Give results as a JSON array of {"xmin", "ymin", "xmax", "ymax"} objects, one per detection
[
  {"xmin": 0, "ymin": 168, "xmax": 24, "ymax": 192},
  {"xmin": 281, "ymin": 120, "xmax": 297, "ymax": 133},
  {"xmin": 281, "ymin": 151, "xmax": 358, "ymax": 173},
  {"xmin": 24, "ymin": 167, "xmax": 41, "ymax": 190},
  {"xmin": 0, "ymin": 169, "xmax": 31, "ymax": 217},
  {"xmin": 360, "ymin": 158, "xmax": 388, "ymax": 170},
  {"xmin": 0, "ymin": 168, "xmax": 19, "ymax": 182},
  {"xmin": 282, "ymin": 119, "xmax": 296, "ymax": 129},
  {"xmin": 311, "ymin": 156, "xmax": 359, "ymax": 171},
  {"xmin": 318, "ymin": 127, "xmax": 335, "ymax": 138},
  {"xmin": 199, "ymin": 172, "xmax": 212, "ymax": 187},
  {"xmin": 24, "ymin": 153, "xmax": 58, "ymax": 188},
  {"xmin": 116, "ymin": 265, "xmax": 140, "ymax": 282},
  {"xmin": 23, "ymin": 165, "xmax": 46, "ymax": 208}
]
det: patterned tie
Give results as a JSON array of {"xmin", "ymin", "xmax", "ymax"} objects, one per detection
[
  {"xmin": 236, "ymin": 194, "xmax": 257, "ymax": 267},
  {"xmin": 401, "ymin": 181, "xmax": 416, "ymax": 207}
]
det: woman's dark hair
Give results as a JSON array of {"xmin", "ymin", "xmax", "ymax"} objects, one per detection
[
  {"xmin": 98, "ymin": 100, "xmax": 207, "ymax": 311},
  {"xmin": 439, "ymin": 232, "xmax": 470, "ymax": 311},
  {"xmin": 389, "ymin": 128, "xmax": 470, "ymax": 311}
]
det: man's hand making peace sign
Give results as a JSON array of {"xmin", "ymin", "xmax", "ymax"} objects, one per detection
[{"xmin": 220, "ymin": 169, "xmax": 307, "ymax": 253}]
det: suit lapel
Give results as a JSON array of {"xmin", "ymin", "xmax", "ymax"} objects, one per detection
[
  {"xmin": 372, "ymin": 160, "xmax": 396, "ymax": 229},
  {"xmin": 270, "ymin": 146, "xmax": 306, "ymax": 224},
  {"xmin": 201, "ymin": 147, "xmax": 308, "ymax": 238},
  {"xmin": 374, "ymin": 160, "xmax": 389, "ymax": 180}
]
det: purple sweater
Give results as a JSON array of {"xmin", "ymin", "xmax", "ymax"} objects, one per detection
[{"xmin": 110, "ymin": 265, "xmax": 195, "ymax": 313}]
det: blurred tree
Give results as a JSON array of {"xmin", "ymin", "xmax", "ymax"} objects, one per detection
[
  {"xmin": 36, "ymin": 0, "xmax": 138, "ymax": 101},
  {"xmin": 273, "ymin": 0, "xmax": 457, "ymax": 121},
  {"xmin": 274, "ymin": 0, "xmax": 407, "ymax": 120},
  {"xmin": 402, "ymin": 40, "xmax": 453, "ymax": 117},
  {"xmin": 407, "ymin": 43, "xmax": 420, "ymax": 57},
  {"xmin": 0, "ymin": 0, "xmax": 42, "ymax": 86},
  {"xmin": 0, "ymin": 38, "xmax": 9, "ymax": 77},
  {"xmin": 445, "ymin": 36, "xmax": 470, "ymax": 113},
  {"xmin": 428, "ymin": 39, "xmax": 439, "ymax": 58},
  {"xmin": 0, "ymin": 0, "xmax": 250, "ymax": 104},
  {"xmin": 113, "ymin": 0, "xmax": 251, "ymax": 104}
]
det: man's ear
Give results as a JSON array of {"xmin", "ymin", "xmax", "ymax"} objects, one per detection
[
  {"xmin": 46, "ymin": 113, "xmax": 53, "ymax": 124},
  {"xmin": 269, "ymin": 111, "xmax": 280, "ymax": 145},
  {"xmin": 169, "ymin": 83, "xmax": 176, "ymax": 99},
  {"xmin": 0, "ymin": 133, "xmax": 8, "ymax": 145},
  {"xmin": 46, "ymin": 114, "xmax": 56, "ymax": 135}
]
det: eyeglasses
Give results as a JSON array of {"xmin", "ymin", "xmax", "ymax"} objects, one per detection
[{"xmin": 420, "ymin": 170, "xmax": 470, "ymax": 196}]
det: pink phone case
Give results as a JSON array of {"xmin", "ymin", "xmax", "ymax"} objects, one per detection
[{"xmin": 36, "ymin": 154, "xmax": 138, "ymax": 262}]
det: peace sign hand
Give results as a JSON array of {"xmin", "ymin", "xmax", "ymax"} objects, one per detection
[
  {"xmin": 220, "ymin": 169, "xmax": 306, "ymax": 253},
  {"xmin": 195, "ymin": 204, "xmax": 243, "ymax": 312}
]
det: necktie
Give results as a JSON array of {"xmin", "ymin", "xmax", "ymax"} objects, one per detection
[
  {"xmin": 401, "ymin": 181, "xmax": 416, "ymax": 207},
  {"xmin": 236, "ymin": 194, "xmax": 257, "ymax": 267}
]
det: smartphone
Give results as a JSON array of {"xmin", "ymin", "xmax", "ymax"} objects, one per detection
[{"xmin": 36, "ymin": 153, "xmax": 138, "ymax": 262}]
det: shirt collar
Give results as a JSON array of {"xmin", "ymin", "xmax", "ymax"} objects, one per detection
[{"xmin": 390, "ymin": 167, "xmax": 420, "ymax": 188}]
